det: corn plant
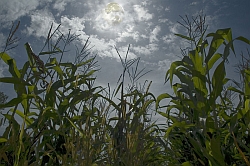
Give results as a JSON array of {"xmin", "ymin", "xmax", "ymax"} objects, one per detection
[
  {"xmin": 156, "ymin": 15, "xmax": 250, "ymax": 165},
  {"xmin": 98, "ymin": 45, "xmax": 165, "ymax": 166},
  {"xmin": 0, "ymin": 22, "xmax": 105, "ymax": 165},
  {"xmin": 0, "ymin": 21, "xmax": 165, "ymax": 166}
]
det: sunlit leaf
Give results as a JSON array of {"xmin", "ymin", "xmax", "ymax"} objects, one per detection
[{"xmin": 207, "ymin": 53, "xmax": 222, "ymax": 70}]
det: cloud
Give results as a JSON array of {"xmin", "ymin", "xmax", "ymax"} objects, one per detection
[
  {"xmin": 169, "ymin": 23, "xmax": 181, "ymax": 34},
  {"xmin": 0, "ymin": 33, "xmax": 5, "ymax": 51},
  {"xmin": 190, "ymin": 2, "xmax": 198, "ymax": 6},
  {"xmin": 149, "ymin": 26, "xmax": 161, "ymax": 43},
  {"xmin": 162, "ymin": 34, "xmax": 176, "ymax": 44},
  {"xmin": 0, "ymin": 0, "xmax": 39, "ymax": 24},
  {"xmin": 157, "ymin": 59, "xmax": 173, "ymax": 71},
  {"xmin": 158, "ymin": 18, "xmax": 169, "ymax": 23},
  {"xmin": 117, "ymin": 31, "xmax": 140, "ymax": 42},
  {"xmin": 165, "ymin": 6, "xmax": 170, "ymax": 11},
  {"xmin": 53, "ymin": 0, "xmax": 73, "ymax": 12},
  {"xmin": 90, "ymin": 38, "xmax": 136, "ymax": 59},
  {"xmin": 131, "ymin": 43, "xmax": 158, "ymax": 55},
  {"xmin": 25, "ymin": 9, "xmax": 58, "ymax": 38},
  {"xmin": 133, "ymin": 5, "xmax": 153, "ymax": 21},
  {"xmin": 60, "ymin": 16, "xmax": 86, "ymax": 32}
]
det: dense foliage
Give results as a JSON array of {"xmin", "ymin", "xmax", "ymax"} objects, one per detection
[{"xmin": 0, "ymin": 16, "xmax": 250, "ymax": 165}]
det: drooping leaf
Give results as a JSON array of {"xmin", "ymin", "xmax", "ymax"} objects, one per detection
[
  {"xmin": 235, "ymin": 36, "xmax": 250, "ymax": 45},
  {"xmin": 0, "ymin": 52, "xmax": 21, "ymax": 78}
]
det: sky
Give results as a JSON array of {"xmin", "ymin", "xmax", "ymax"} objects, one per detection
[{"xmin": 0, "ymin": 0, "xmax": 250, "ymax": 123}]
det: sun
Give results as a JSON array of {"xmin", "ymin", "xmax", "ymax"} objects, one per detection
[{"xmin": 103, "ymin": 2, "xmax": 124, "ymax": 25}]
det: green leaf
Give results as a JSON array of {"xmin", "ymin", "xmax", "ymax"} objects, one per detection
[
  {"xmin": 227, "ymin": 86, "xmax": 244, "ymax": 95},
  {"xmin": 58, "ymin": 98, "xmax": 69, "ymax": 115},
  {"xmin": 53, "ymin": 65, "xmax": 64, "ymax": 82},
  {"xmin": 237, "ymin": 99, "xmax": 250, "ymax": 119},
  {"xmin": 10, "ymin": 109, "xmax": 33, "ymax": 126},
  {"xmin": 189, "ymin": 50, "xmax": 204, "ymax": 73},
  {"xmin": 109, "ymin": 117, "xmax": 119, "ymax": 121},
  {"xmin": 24, "ymin": 43, "xmax": 36, "ymax": 71},
  {"xmin": 65, "ymin": 117, "xmax": 83, "ymax": 137},
  {"xmin": 39, "ymin": 51, "xmax": 61, "ymax": 55},
  {"xmin": 206, "ymin": 116, "xmax": 215, "ymax": 132},
  {"xmin": 158, "ymin": 111, "xmax": 177, "ymax": 123},
  {"xmin": 0, "ymin": 97, "xmax": 22, "ymax": 109},
  {"xmin": 222, "ymin": 40, "xmax": 234, "ymax": 61},
  {"xmin": 244, "ymin": 69, "xmax": 250, "ymax": 96},
  {"xmin": 229, "ymin": 115, "xmax": 237, "ymax": 132},
  {"xmin": 165, "ymin": 61, "xmax": 185, "ymax": 85},
  {"xmin": 192, "ymin": 70, "xmax": 207, "ymax": 96},
  {"xmin": 114, "ymin": 82, "xmax": 123, "ymax": 97},
  {"xmin": 187, "ymin": 135, "xmax": 204, "ymax": 159},
  {"xmin": 205, "ymin": 33, "xmax": 225, "ymax": 63},
  {"xmin": 212, "ymin": 61, "xmax": 225, "ymax": 99},
  {"xmin": 211, "ymin": 136, "xmax": 225, "ymax": 165},
  {"xmin": 48, "ymin": 57, "xmax": 57, "ymax": 65},
  {"xmin": 76, "ymin": 58, "xmax": 95, "ymax": 67},
  {"xmin": 0, "ymin": 52, "xmax": 21, "ymax": 78},
  {"xmin": 0, "ymin": 77, "xmax": 30, "ymax": 85},
  {"xmin": 20, "ymin": 61, "xmax": 30, "ymax": 79},
  {"xmin": 0, "ymin": 138, "xmax": 7, "ymax": 143},
  {"xmin": 0, "ymin": 94, "xmax": 35, "ymax": 109},
  {"xmin": 207, "ymin": 53, "xmax": 222, "ymax": 70},
  {"xmin": 175, "ymin": 33, "xmax": 194, "ymax": 41},
  {"xmin": 235, "ymin": 36, "xmax": 250, "ymax": 44},
  {"xmin": 181, "ymin": 161, "xmax": 192, "ymax": 166}
]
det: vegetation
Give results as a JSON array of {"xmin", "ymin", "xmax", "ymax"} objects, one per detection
[{"xmin": 0, "ymin": 15, "xmax": 250, "ymax": 165}]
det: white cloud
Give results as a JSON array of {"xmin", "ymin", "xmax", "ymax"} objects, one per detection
[
  {"xmin": 131, "ymin": 43, "xmax": 158, "ymax": 55},
  {"xmin": 133, "ymin": 5, "xmax": 153, "ymax": 21},
  {"xmin": 165, "ymin": 6, "xmax": 170, "ymax": 11},
  {"xmin": 159, "ymin": 18, "xmax": 169, "ymax": 23},
  {"xmin": 0, "ymin": 61, "xmax": 7, "ymax": 78},
  {"xmin": 25, "ymin": 9, "xmax": 87, "ymax": 39},
  {"xmin": 60, "ymin": 16, "xmax": 85, "ymax": 32},
  {"xmin": 0, "ymin": 0, "xmax": 39, "ymax": 23},
  {"xmin": 190, "ymin": 2, "xmax": 198, "ymax": 6},
  {"xmin": 25, "ymin": 10, "xmax": 58, "ymax": 38},
  {"xmin": 162, "ymin": 34, "xmax": 176, "ymax": 44},
  {"xmin": 149, "ymin": 26, "xmax": 161, "ymax": 43},
  {"xmin": 116, "ymin": 25, "xmax": 140, "ymax": 42},
  {"xmin": 117, "ymin": 31, "xmax": 140, "ymax": 42},
  {"xmin": 0, "ymin": 33, "xmax": 5, "ymax": 51},
  {"xmin": 169, "ymin": 23, "xmax": 181, "ymax": 34},
  {"xmin": 89, "ymin": 36, "xmax": 136, "ymax": 59},
  {"xmin": 158, "ymin": 59, "xmax": 172, "ymax": 71},
  {"xmin": 0, "ymin": 33, "xmax": 8, "ymax": 77},
  {"xmin": 53, "ymin": 0, "xmax": 73, "ymax": 12}
]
